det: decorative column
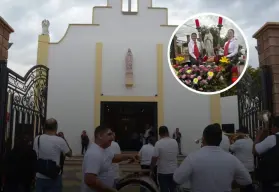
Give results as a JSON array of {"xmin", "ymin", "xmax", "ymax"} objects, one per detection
[
  {"xmin": 0, "ymin": 16, "xmax": 14, "ymax": 61},
  {"xmin": 37, "ymin": 20, "xmax": 50, "ymax": 66},
  {"xmin": 0, "ymin": 16, "xmax": 14, "ymax": 156},
  {"xmin": 253, "ymin": 22, "xmax": 279, "ymax": 115},
  {"xmin": 210, "ymin": 94, "xmax": 222, "ymax": 124}
]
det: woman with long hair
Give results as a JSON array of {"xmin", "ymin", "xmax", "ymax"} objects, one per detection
[{"xmin": 3, "ymin": 135, "xmax": 37, "ymax": 192}]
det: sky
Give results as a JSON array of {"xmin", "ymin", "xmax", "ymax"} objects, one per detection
[
  {"xmin": 1, "ymin": 0, "xmax": 278, "ymax": 76},
  {"xmin": 176, "ymin": 15, "xmax": 246, "ymax": 48}
]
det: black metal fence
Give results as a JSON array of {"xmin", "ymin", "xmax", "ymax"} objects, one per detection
[
  {"xmin": 237, "ymin": 65, "xmax": 273, "ymax": 140},
  {"xmin": 0, "ymin": 60, "xmax": 49, "ymax": 157},
  {"xmin": 237, "ymin": 65, "xmax": 273, "ymax": 168}
]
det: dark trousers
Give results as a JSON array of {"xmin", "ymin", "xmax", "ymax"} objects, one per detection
[
  {"xmin": 189, "ymin": 55, "xmax": 199, "ymax": 66},
  {"xmin": 157, "ymin": 173, "xmax": 176, "ymax": 192},
  {"xmin": 4, "ymin": 182, "xmax": 32, "ymax": 192},
  {"xmin": 177, "ymin": 141, "xmax": 182, "ymax": 154},
  {"xmin": 140, "ymin": 165, "xmax": 157, "ymax": 185},
  {"xmin": 35, "ymin": 175, "xmax": 62, "ymax": 192},
  {"xmin": 81, "ymin": 143, "xmax": 88, "ymax": 155},
  {"xmin": 262, "ymin": 183, "xmax": 279, "ymax": 192}
]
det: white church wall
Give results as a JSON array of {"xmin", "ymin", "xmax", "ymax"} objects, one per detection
[
  {"xmin": 164, "ymin": 71, "xmax": 211, "ymax": 154},
  {"xmin": 47, "ymin": 36, "xmax": 96, "ymax": 155},
  {"xmin": 46, "ymin": 0, "xmax": 212, "ymax": 155},
  {"xmin": 221, "ymin": 95, "xmax": 239, "ymax": 130}
]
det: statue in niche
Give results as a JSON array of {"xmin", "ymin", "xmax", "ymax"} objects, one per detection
[
  {"xmin": 203, "ymin": 29, "xmax": 215, "ymax": 56},
  {"xmin": 42, "ymin": 19, "xmax": 50, "ymax": 35},
  {"xmin": 125, "ymin": 49, "xmax": 133, "ymax": 73}
]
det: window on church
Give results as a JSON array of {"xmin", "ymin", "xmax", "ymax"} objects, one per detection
[{"xmin": 122, "ymin": 0, "xmax": 138, "ymax": 12}]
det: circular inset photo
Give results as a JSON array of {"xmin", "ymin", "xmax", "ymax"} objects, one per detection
[{"xmin": 168, "ymin": 13, "xmax": 249, "ymax": 95}]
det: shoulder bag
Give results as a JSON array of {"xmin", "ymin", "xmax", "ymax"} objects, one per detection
[{"xmin": 36, "ymin": 135, "xmax": 61, "ymax": 179}]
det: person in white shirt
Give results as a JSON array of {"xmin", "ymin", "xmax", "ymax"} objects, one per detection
[
  {"xmin": 217, "ymin": 124, "xmax": 230, "ymax": 152},
  {"xmin": 107, "ymin": 132, "xmax": 121, "ymax": 188},
  {"xmin": 173, "ymin": 123, "xmax": 253, "ymax": 192},
  {"xmin": 151, "ymin": 126, "xmax": 178, "ymax": 192},
  {"xmin": 253, "ymin": 116, "xmax": 279, "ymax": 192},
  {"xmin": 230, "ymin": 127, "xmax": 254, "ymax": 175},
  {"xmin": 143, "ymin": 124, "xmax": 152, "ymax": 144},
  {"xmin": 223, "ymin": 29, "xmax": 239, "ymax": 59},
  {"xmin": 81, "ymin": 125, "xmax": 137, "ymax": 192},
  {"xmin": 139, "ymin": 137, "xmax": 156, "ymax": 169},
  {"xmin": 33, "ymin": 118, "xmax": 72, "ymax": 192},
  {"xmin": 138, "ymin": 137, "xmax": 157, "ymax": 192},
  {"xmin": 188, "ymin": 33, "xmax": 204, "ymax": 65}
]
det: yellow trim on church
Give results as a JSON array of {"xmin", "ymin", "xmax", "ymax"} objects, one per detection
[
  {"xmin": 37, "ymin": 35, "xmax": 50, "ymax": 66},
  {"xmin": 209, "ymin": 94, "xmax": 222, "ymax": 125},
  {"xmin": 94, "ymin": 43, "xmax": 103, "ymax": 128},
  {"xmin": 93, "ymin": 43, "xmax": 164, "ymax": 128}
]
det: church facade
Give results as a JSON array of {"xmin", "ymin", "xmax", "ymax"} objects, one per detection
[{"xmin": 36, "ymin": 0, "xmax": 222, "ymax": 155}]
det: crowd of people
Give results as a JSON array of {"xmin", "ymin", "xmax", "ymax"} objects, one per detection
[{"xmin": 1, "ymin": 116, "xmax": 279, "ymax": 192}]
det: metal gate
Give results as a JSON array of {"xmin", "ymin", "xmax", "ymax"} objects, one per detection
[
  {"xmin": 0, "ymin": 60, "xmax": 49, "ymax": 156},
  {"xmin": 237, "ymin": 65, "xmax": 273, "ymax": 141},
  {"xmin": 237, "ymin": 65, "xmax": 273, "ymax": 170}
]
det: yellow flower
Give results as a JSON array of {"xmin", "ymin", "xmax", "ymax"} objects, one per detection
[
  {"xmin": 175, "ymin": 71, "xmax": 178, "ymax": 75},
  {"xmin": 186, "ymin": 70, "xmax": 192, "ymax": 74},
  {"xmin": 193, "ymin": 78, "xmax": 199, "ymax": 84},
  {"xmin": 174, "ymin": 56, "xmax": 185, "ymax": 62},
  {"xmin": 208, "ymin": 71, "xmax": 214, "ymax": 77},
  {"xmin": 219, "ymin": 56, "xmax": 229, "ymax": 63}
]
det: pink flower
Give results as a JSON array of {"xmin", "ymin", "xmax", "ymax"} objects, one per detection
[
  {"xmin": 203, "ymin": 67, "xmax": 209, "ymax": 72},
  {"xmin": 197, "ymin": 76, "xmax": 202, "ymax": 80},
  {"xmin": 201, "ymin": 80, "xmax": 208, "ymax": 85},
  {"xmin": 207, "ymin": 76, "xmax": 212, "ymax": 80},
  {"xmin": 190, "ymin": 75, "xmax": 195, "ymax": 79},
  {"xmin": 185, "ymin": 80, "xmax": 191, "ymax": 85},
  {"xmin": 181, "ymin": 74, "xmax": 186, "ymax": 79},
  {"xmin": 179, "ymin": 68, "xmax": 184, "ymax": 73},
  {"xmin": 199, "ymin": 88, "xmax": 203, "ymax": 91}
]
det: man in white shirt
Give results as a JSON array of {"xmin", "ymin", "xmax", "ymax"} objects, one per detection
[
  {"xmin": 107, "ymin": 132, "xmax": 121, "ymax": 188},
  {"xmin": 151, "ymin": 126, "xmax": 178, "ymax": 192},
  {"xmin": 253, "ymin": 116, "xmax": 279, "ymax": 192},
  {"xmin": 216, "ymin": 124, "xmax": 230, "ymax": 152},
  {"xmin": 81, "ymin": 125, "xmax": 137, "ymax": 192},
  {"xmin": 34, "ymin": 118, "xmax": 72, "ymax": 192},
  {"xmin": 143, "ymin": 124, "xmax": 151, "ymax": 144},
  {"xmin": 223, "ymin": 29, "xmax": 239, "ymax": 59},
  {"xmin": 230, "ymin": 127, "xmax": 254, "ymax": 175},
  {"xmin": 139, "ymin": 137, "xmax": 156, "ymax": 168},
  {"xmin": 138, "ymin": 137, "xmax": 157, "ymax": 191},
  {"xmin": 173, "ymin": 123, "xmax": 253, "ymax": 192},
  {"xmin": 188, "ymin": 33, "xmax": 203, "ymax": 65}
]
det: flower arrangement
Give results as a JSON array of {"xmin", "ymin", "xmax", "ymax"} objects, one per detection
[{"xmin": 172, "ymin": 56, "xmax": 234, "ymax": 92}]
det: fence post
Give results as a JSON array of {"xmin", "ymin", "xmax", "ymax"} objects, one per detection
[{"xmin": 0, "ymin": 60, "xmax": 8, "ymax": 157}]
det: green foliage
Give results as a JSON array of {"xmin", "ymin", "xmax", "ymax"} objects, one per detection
[
  {"xmin": 200, "ymin": 25, "xmax": 228, "ymax": 48},
  {"xmin": 221, "ymin": 66, "xmax": 260, "ymax": 97}
]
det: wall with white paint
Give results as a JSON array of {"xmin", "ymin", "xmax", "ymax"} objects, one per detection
[
  {"xmin": 46, "ymin": 0, "xmax": 211, "ymax": 155},
  {"xmin": 221, "ymin": 96, "xmax": 239, "ymax": 130}
]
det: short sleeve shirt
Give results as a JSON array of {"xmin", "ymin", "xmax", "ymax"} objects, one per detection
[
  {"xmin": 230, "ymin": 138, "xmax": 254, "ymax": 172},
  {"xmin": 153, "ymin": 137, "xmax": 178, "ymax": 174},
  {"xmin": 81, "ymin": 143, "xmax": 115, "ymax": 192},
  {"xmin": 33, "ymin": 134, "xmax": 70, "ymax": 179}
]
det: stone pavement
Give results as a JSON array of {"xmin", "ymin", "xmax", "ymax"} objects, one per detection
[{"xmin": 62, "ymin": 155, "xmax": 240, "ymax": 192}]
